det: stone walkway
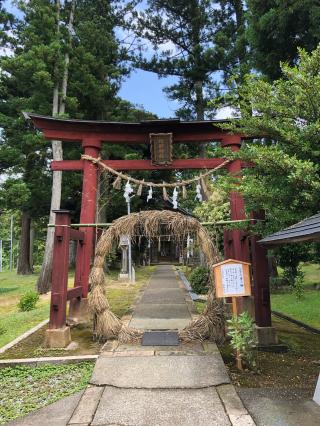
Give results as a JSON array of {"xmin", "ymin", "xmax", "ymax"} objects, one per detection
[
  {"xmin": 8, "ymin": 265, "xmax": 255, "ymax": 426},
  {"xmin": 129, "ymin": 264, "xmax": 193, "ymax": 330}
]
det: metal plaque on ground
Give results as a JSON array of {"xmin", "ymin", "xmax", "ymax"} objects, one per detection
[{"xmin": 142, "ymin": 330, "xmax": 179, "ymax": 346}]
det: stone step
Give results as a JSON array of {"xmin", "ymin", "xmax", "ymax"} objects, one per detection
[
  {"xmin": 91, "ymin": 387, "xmax": 231, "ymax": 426},
  {"xmin": 90, "ymin": 354, "xmax": 230, "ymax": 388},
  {"xmin": 132, "ymin": 303, "xmax": 190, "ymax": 319},
  {"xmin": 129, "ymin": 317, "xmax": 192, "ymax": 330}
]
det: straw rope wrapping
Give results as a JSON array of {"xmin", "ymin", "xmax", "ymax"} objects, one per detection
[
  {"xmin": 89, "ymin": 210, "xmax": 226, "ymax": 343},
  {"xmin": 81, "ymin": 155, "xmax": 230, "ymax": 189}
]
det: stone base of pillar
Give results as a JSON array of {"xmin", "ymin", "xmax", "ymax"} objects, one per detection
[
  {"xmin": 119, "ymin": 273, "xmax": 129, "ymax": 280},
  {"xmin": 68, "ymin": 298, "xmax": 90, "ymax": 324},
  {"xmin": 45, "ymin": 326, "xmax": 71, "ymax": 348},
  {"xmin": 254, "ymin": 325, "xmax": 278, "ymax": 346}
]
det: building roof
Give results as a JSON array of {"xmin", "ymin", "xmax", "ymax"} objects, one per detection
[{"xmin": 259, "ymin": 213, "xmax": 320, "ymax": 246}]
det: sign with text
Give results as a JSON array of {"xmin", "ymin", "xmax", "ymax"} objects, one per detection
[{"xmin": 213, "ymin": 259, "xmax": 251, "ymax": 298}]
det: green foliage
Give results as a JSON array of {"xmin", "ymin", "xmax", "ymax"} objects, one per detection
[
  {"xmin": 189, "ymin": 266, "xmax": 210, "ymax": 295},
  {"xmin": 293, "ymin": 267, "xmax": 305, "ymax": 300},
  {"xmin": 194, "ymin": 184, "xmax": 230, "ymax": 255},
  {"xmin": 227, "ymin": 311, "xmax": 256, "ymax": 368},
  {"xmin": 220, "ymin": 47, "xmax": 320, "ymax": 240},
  {"xmin": 247, "ymin": 0, "xmax": 320, "ymax": 80},
  {"xmin": 276, "ymin": 244, "xmax": 311, "ymax": 287},
  {"xmin": 0, "ymin": 0, "xmax": 157, "ymax": 273},
  {"xmin": 134, "ymin": 1, "xmax": 219, "ymax": 119},
  {"xmin": 18, "ymin": 290, "xmax": 40, "ymax": 311},
  {"xmin": 0, "ymin": 362, "xmax": 94, "ymax": 423},
  {"xmin": 134, "ymin": 1, "xmax": 251, "ymax": 119}
]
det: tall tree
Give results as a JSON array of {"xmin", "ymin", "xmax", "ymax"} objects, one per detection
[
  {"xmin": 214, "ymin": 1, "xmax": 250, "ymax": 85},
  {"xmin": 247, "ymin": 0, "xmax": 320, "ymax": 80},
  {"xmin": 37, "ymin": 0, "xmax": 75, "ymax": 292},
  {"xmin": 0, "ymin": 0, "xmax": 155, "ymax": 283},
  {"xmin": 134, "ymin": 1, "xmax": 222, "ymax": 122},
  {"xmin": 221, "ymin": 46, "xmax": 320, "ymax": 234}
]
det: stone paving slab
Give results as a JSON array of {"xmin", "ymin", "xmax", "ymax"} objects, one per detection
[
  {"xmin": 68, "ymin": 385, "xmax": 104, "ymax": 425},
  {"xmin": 92, "ymin": 386, "xmax": 231, "ymax": 426},
  {"xmin": 238, "ymin": 388, "xmax": 320, "ymax": 426},
  {"xmin": 148, "ymin": 279, "xmax": 182, "ymax": 289},
  {"xmin": 132, "ymin": 303, "xmax": 190, "ymax": 319},
  {"xmin": 140, "ymin": 288, "xmax": 185, "ymax": 304},
  {"xmin": 6, "ymin": 391, "xmax": 83, "ymax": 426},
  {"xmin": 129, "ymin": 317, "xmax": 191, "ymax": 330},
  {"xmin": 90, "ymin": 354, "xmax": 230, "ymax": 388}
]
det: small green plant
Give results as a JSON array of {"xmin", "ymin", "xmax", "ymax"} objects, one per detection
[
  {"xmin": 292, "ymin": 266, "xmax": 305, "ymax": 300},
  {"xmin": 189, "ymin": 266, "xmax": 209, "ymax": 294},
  {"xmin": 18, "ymin": 290, "xmax": 40, "ymax": 311},
  {"xmin": 227, "ymin": 311, "xmax": 255, "ymax": 369}
]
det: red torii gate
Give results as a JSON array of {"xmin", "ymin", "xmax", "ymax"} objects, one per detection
[{"xmin": 24, "ymin": 113, "xmax": 275, "ymax": 347}]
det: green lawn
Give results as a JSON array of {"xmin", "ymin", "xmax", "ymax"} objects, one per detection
[
  {"xmin": 0, "ymin": 266, "xmax": 155, "ymax": 349},
  {"xmin": 271, "ymin": 291, "xmax": 320, "ymax": 328},
  {"xmin": 270, "ymin": 262, "xmax": 320, "ymax": 328},
  {"xmin": 0, "ymin": 273, "xmax": 50, "ymax": 348},
  {"xmin": 300, "ymin": 262, "xmax": 320, "ymax": 287},
  {"xmin": 0, "ymin": 362, "xmax": 94, "ymax": 424}
]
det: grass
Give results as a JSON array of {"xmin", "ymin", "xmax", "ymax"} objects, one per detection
[
  {"xmin": 0, "ymin": 266, "xmax": 155, "ymax": 422},
  {"xmin": 0, "ymin": 266, "xmax": 155, "ymax": 358},
  {"xmin": 0, "ymin": 362, "xmax": 94, "ymax": 424},
  {"xmin": 271, "ymin": 291, "xmax": 320, "ymax": 328},
  {"xmin": 270, "ymin": 262, "xmax": 320, "ymax": 328},
  {"xmin": 300, "ymin": 262, "xmax": 320, "ymax": 287},
  {"xmin": 0, "ymin": 272, "xmax": 50, "ymax": 347}
]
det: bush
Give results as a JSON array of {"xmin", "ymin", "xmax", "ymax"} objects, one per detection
[
  {"xmin": 293, "ymin": 266, "xmax": 305, "ymax": 300},
  {"xmin": 227, "ymin": 311, "xmax": 255, "ymax": 369},
  {"xmin": 18, "ymin": 291, "xmax": 39, "ymax": 312},
  {"xmin": 189, "ymin": 266, "xmax": 209, "ymax": 294}
]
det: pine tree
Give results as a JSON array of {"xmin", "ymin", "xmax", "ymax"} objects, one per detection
[
  {"xmin": 247, "ymin": 0, "xmax": 320, "ymax": 80},
  {"xmin": 0, "ymin": 0, "xmax": 144, "ymax": 286},
  {"xmin": 134, "ymin": 1, "xmax": 222, "ymax": 121}
]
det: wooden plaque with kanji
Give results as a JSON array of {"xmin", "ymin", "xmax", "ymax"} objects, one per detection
[
  {"xmin": 150, "ymin": 133, "xmax": 173, "ymax": 165},
  {"xmin": 213, "ymin": 259, "xmax": 252, "ymax": 298}
]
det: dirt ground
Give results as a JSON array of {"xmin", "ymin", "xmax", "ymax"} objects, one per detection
[{"xmin": 220, "ymin": 316, "xmax": 320, "ymax": 396}]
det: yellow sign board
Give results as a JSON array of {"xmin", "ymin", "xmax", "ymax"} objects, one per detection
[{"xmin": 213, "ymin": 259, "xmax": 252, "ymax": 298}]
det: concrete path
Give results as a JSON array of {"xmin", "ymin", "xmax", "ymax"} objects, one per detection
[
  {"xmin": 7, "ymin": 266, "xmax": 254, "ymax": 426},
  {"xmin": 69, "ymin": 342, "xmax": 254, "ymax": 426},
  {"xmin": 129, "ymin": 264, "xmax": 192, "ymax": 330},
  {"xmin": 67, "ymin": 266, "xmax": 254, "ymax": 425},
  {"xmin": 7, "ymin": 266, "xmax": 320, "ymax": 425}
]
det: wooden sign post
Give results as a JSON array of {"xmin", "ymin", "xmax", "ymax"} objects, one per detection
[{"xmin": 213, "ymin": 259, "xmax": 252, "ymax": 369}]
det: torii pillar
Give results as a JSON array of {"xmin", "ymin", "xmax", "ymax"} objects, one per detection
[
  {"xmin": 68, "ymin": 137, "xmax": 101, "ymax": 323},
  {"xmin": 222, "ymin": 135, "xmax": 277, "ymax": 346}
]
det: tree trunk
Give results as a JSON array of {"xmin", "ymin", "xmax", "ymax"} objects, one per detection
[
  {"xmin": 37, "ymin": 0, "xmax": 76, "ymax": 293},
  {"xmin": 268, "ymin": 255, "xmax": 278, "ymax": 278},
  {"xmin": 194, "ymin": 80, "xmax": 206, "ymax": 156},
  {"xmin": 17, "ymin": 212, "xmax": 33, "ymax": 275}
]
